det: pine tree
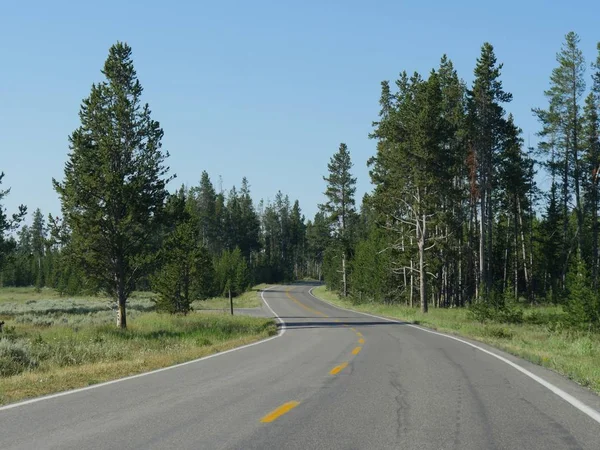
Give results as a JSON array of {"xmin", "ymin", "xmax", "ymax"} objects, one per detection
[
  {"xmin": 534, "ymin": 32, "xmax": 586, "ymax": 266},
  {"xmin": 306, "ymin": 212, "xmax": 330, "ymax": 281},
  {"xmin": 0, "ymin": 173, "xmax": 26, "ymax": 273},
  {"xmin": 190, "ymin": 171, "xmax": 218, "ymax": 253},
  {"xmin": 320, "ymin": 143, "xmax": 357, "ymax": 297},
  {"xmin": 53, "ymin": 42, "xmax": 173, "ymax": 328},
  {"xmin": 238, "ymin": 177, "xmax": 261, "ymax": 260},
  {"xmin": 30, "ymin": 208, "xmax": 46, "ymax": 289},
  {"xmin": 468, "ymin": 43, "xmax": 512, "ymax": 296},
  {"xmin": 370, "ymin": 71, "xmax": 452, "ymax": 312},
  {"xmin": 152, "ymin": 191, "xmax": 209, "ymax": 314},
  {"xmin": 583, "ymin": 93, "xmax": 600, "ymax": 288}
]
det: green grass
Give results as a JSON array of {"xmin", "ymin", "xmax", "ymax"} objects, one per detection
[
  {"xmin": 312, "ymin": 285, "xmax": 600, "ymax": 394},
  {"xmin": 191, "ymin": 284, "xmax": 270, "ymax": 311},
  {"xmin": 0, "ymin": 286, "xmax": 276, "ymax": 406}
]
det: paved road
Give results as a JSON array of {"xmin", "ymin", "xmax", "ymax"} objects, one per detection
[{"xmin": 1, "ymin": 284, "xmax": 599, "ymax": 449}]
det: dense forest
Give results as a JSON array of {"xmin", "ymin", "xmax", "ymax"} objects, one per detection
[{"xmin": 1, "ymin": 32, "xmax": 599, "ymax": 329}]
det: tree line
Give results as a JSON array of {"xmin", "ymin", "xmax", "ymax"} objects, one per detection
[
  {"xmin": 2, "ymin": 33, "xmax": 599, "ymax": 329},
  {"xmin": 317, "ymin": 32, "xmax": 600, "ymax": 328}
]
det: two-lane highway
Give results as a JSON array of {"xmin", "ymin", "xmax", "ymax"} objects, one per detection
[{"xmin": 1, "ymin": 284, "xmax": 599, "ymax": 449}]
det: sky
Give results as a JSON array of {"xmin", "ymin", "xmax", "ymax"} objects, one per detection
[{"xmin": 1, "ymin": 0, "xmax": 600, "ymax": 223}]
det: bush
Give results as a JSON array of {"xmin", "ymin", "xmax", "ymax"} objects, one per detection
[
  {"xmin": 467, "ymin": 291, "xmax": 523, "ymax": 324},
  {"xmin": 0, "ymin": 338, "xmax": 37, "ymax": 376}
]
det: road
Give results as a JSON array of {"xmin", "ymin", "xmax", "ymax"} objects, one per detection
[{"xmin": 1, "ymin": 283, "xmax": 599, "ymax": 449}]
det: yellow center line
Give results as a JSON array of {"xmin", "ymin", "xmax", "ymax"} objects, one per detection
[
  {"xmin": 260, "ymin": 401, "xmax": 300, "ymax": 423},
  {"xmin": 285, "ymin": 289, "xmax": 328, "ymax": 317},
  {"xmin": 350, "ymin": 327, "xmax": 356, "ymax": 332},
  {"xmin": 356, "ymin": 332, "xmax": 363, "ymax": 337},
  {"xmin": 358, "ymin": 338, "xmax": 365, "ymax": 344},
  {"xmin": 352, "ymin": 346, "xmax": 362, "ymax": 355},
  {"xmin": 329, "ymin": 362, "xmax": 349, "ymax": 375}
]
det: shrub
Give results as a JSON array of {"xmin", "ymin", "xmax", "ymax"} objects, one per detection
[{"xmin": 0, "ymin": 338, "xmax": 37, "ymax": 376}]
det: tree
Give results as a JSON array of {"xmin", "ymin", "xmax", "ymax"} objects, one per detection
[
  {"xmin": 152, "ymin": 191, "xmax": 212, "ymax": 314},
  {"xmin": 30, "ymin": 208, "xmax": 46, "ymax": 290},
  {"xmin": 190, "ymin": 171, "xmax": 219, "ymax": 253},
  {"xmin": 468, "ymin": 43, "xmax": 512, "ymax": 295},
  {"xmin": 215, "ymin": 247, "xmax": 250, "ymax": 313},
  {"xmin": 370, "ymin": 71, "xmax": 452, "ymax": 312},
  {"xmin": 534, "ymin": 32, "xmax": 586, "ymax": 268},
  {"xmin": 53, "ymin": 42, "xmax": 173, "ymax": 328},
  {"xmin": 320, "ymin": 143, "xmax": 357, "ymax": 297},
  {"xmin": 306, "ymin": 212, "xmax": 330, "ymax": 281},
  {"xmin": 0, "ymin": 173, "xmax": 26, "ymax": 273}
]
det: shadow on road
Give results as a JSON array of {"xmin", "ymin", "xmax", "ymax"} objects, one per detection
[{"xmin": 278, "ymin": 320, "xmax": 406, "ymax": 330}]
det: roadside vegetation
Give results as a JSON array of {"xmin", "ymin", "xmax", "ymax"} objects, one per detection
[
  {"xmin": 0, "ymin": 287, "xmax": 276, "ymax": 405},
  {"xmin": 313, "ymin": 285, "xmax": 600, "ymax": 394}
]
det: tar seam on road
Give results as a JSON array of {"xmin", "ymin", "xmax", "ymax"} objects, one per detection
[
  {"xmin": 260, "ymin": 401, "xmax": 300, "ymax": 423},
  {"xmin": 330, "ymin": 362, "xmax": 349, "ymax": 375},
  {"xmin": 308, "ymin": 287, "xmax": 600, "ymax": 425},
  {"xmin": 0, "ymin": 285, "xmax": 284, "ymax": 412}
]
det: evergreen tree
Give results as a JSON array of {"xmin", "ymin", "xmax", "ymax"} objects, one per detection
[
  {"xmin": 306, "ymin": 212, "xmax": 330, "ymax": 281},
  {"xmin": 190, "ymin": 171, "xmax": 218, "ymax": 253},
  {"xmin": 152, "ymin": 191, "xmax": 210, "ymax": 314},
  {"xmin": 320, "ymin": 143, "xmax": 357, "ymax": 297},
  {"xmin": 30, "ymin": 208, "xmax": 46, "ymax": 289},
  {"xmin": 467, "ymin": 42, "xmax": 512, "ymax": 295},
  {"xmin": 534, "ymin": 32, "xmax": 586, "ymax": 266},
  {"xmin": 370, "ymin": 71, "xmax": 451, "ymax": 312},
  {"xmin": 238, "ymin": 177, "xmax": 261, "ymax": 260},
  {"xmin": 53, "ymin": 42, "xmax": 173, "ymax": 328},
  {"xmin": 0, "ymin": 172, "xmax": 26, "ymax": 273}
]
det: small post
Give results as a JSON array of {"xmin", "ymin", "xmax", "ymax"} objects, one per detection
[{"xmin": 229, "ymin": 289, "xmax": 233, "ymax": 315}]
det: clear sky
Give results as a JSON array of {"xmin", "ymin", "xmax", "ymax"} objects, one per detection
[{"xmin": 1, "ymin": 0, "xmax": 599, "ymax": 223}]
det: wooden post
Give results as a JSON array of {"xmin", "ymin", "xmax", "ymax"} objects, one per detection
[{"xmin": 229, "ymin": 289, "xmax": 233, "ymax": 315}]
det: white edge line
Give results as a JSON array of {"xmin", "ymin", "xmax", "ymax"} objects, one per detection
[
  {"xmin": 0, "ymin": 286, "xmax": 284, "ymax": 412},
  {"xmin": 308, "ymin": 286, "xmax": 600, "ymax": 425}
]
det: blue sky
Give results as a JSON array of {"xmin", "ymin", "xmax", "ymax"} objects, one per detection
[{"xmin": 1, "ymin": 0, "xmax": 599, "ymax": 222}]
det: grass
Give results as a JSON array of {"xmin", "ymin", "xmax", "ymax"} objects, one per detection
[
  {"xmin": 312, "ymin": 285, "xmax": 600, "ymax": 394},
  {"xmin": 0, "ymin": 287, "xmax": 276, "ymax": 406},
  {"xmin": 191, "ymin": 284, "xmax": 270, "ymax": 311}
]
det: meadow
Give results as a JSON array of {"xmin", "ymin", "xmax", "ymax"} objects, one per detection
[{"xmin": 0, "ymin": 287, "xmax": 276, "ymax": 405}]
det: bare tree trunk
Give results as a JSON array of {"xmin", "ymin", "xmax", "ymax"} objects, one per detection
[
  {"xmin": 419, "ymin": 211, "xmax": 428, "ymax": 314},
  {"xmin": 479, "ymin": 190, "xmax": 486, "ymax": 297},
  {"xmin": 410, "ymin": 259, "xmax": 414, "ymax": 308},
  {"xmin": 341, "ymin": 251, "xmax": 347, "ymax": 297},
  {"xmin": 517, "ymin": 196, "xmax": 530, "ymax": 294},
  {"xmin": 503, "ymin": 216, "xmax": 510, "ymax": 290}
]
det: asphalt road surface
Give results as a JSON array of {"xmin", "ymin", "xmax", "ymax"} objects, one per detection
[{"xmin": 1, "ymin": 283, "xmax": 599, "ymax": 449}]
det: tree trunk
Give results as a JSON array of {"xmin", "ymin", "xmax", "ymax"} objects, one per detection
[
  {"xmin": 479, "ymin": 190, "xmax": 486, "ymax": 296},
  {"xmin": 117, "ymin": 294, "xmax": 127, "ymax": 329},
  {"xmin": 517, "ymin": 196, "xmax": 530, "ymax": 294},
  {"xmin": 592, "ymin": 178, "xmax": 599, "ymax": 290},
  {"xmin": 341, "ymin": 251, "xmax": 347, "ymax": 298},
  {"xmin": 503, "ymin": 216, "xmax": 510, "ymax": 290},
  {"xmin": 419, "ymin": 212, "xmax": 428, "ymax": 314},
  {"xmin": 409, "ymin": 259, "xmax": 414, "ymax": 308}
]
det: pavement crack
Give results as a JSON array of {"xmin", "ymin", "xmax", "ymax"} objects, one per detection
[{"xmin": 389, "ymin": 370, "xmax": 410, "ymax": 441}]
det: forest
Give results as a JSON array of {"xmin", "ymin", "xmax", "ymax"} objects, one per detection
[{"xmin": 1, "ymin": 32, "xmax": 599, "ymax": 331}]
